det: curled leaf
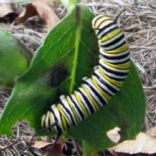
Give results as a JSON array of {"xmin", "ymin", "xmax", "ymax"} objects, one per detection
[
  {"xmin": 32, "ymin": 137, "xmax": 66, "ymax": 156},
  {"xmin": 16, "ymin": 0, "xmax": 60, "ymax": 30},
  {"xmin": 0, "ymin": 4, "xmax": 18, "ymax": 22},
  {"xmin": 109, "ymin": 132, "xmax": 156, "ymax": 154}
]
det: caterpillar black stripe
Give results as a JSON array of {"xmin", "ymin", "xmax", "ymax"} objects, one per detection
[{"xmin": 41, "ymin": 14, "xmax": 130, "ymax": 136}]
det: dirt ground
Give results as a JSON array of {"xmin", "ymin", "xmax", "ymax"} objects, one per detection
[{"xmin": 0, "ymin": 0, "xmax": 156, "ymax": 155}]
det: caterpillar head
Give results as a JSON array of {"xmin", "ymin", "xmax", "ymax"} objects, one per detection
[{"xmin": 92, "ymin": 15, "xmax": 114, "ymax": 39}]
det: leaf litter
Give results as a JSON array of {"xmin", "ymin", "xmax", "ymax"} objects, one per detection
[
  {"xmin": 0, "ymin": 0, "xmax": 156, "ymax": 155},
  {"xmin": 16, "ymin": 0, "xmax": 60, "ymax": 30}
]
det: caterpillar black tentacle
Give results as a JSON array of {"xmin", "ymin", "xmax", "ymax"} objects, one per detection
[{"xmin": 41, "ymin": 13, "xmax": 130, "ymax": 135}]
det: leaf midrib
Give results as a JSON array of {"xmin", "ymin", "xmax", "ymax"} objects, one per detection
[{"xmin": 69, "ymin": 11, "xmax": 82, "ymax": 93}]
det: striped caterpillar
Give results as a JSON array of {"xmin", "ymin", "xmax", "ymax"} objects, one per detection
[{"xmin": 41, "ymin": 12, "xmax": 130, "ymax": 142}]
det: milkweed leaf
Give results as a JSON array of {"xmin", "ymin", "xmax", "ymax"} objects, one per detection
[{"xmin": 0, "ymin": 29, "xmax": 32, "ymax": 88}]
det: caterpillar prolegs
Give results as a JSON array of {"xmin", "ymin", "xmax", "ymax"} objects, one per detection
[{"xmin": 41, "ymin": 13, "xmax": 130, "ymax": 137}]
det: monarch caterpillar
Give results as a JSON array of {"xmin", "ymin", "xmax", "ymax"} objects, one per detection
[{"xmin": 41, "ymin": 11, "xmax": 130, "ymax": 143}]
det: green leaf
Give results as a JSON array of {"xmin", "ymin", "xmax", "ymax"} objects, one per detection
[
  {"xmin": 0, "ymin": 29, "xmax": 32, "ymax": 88},
  {"xmin": 66, "ymin": 62, "xmax": 146, "ymax": 151},
  {"xmin": 0, "ymin": 5, "xmax": 98, "ymax": 135},
  {"xmin": 82, "ymin": 140, "xmax": 99, "ymax": 156}
]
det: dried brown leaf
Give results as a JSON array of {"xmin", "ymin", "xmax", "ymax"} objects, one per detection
[
  {"xmin": 0, "ymin": 4, "xmax": 18, "ymax": 21},
  {"xmin": 107, "ymin": 127, "xmax": 121, "ymax": 144},
  {"xmin": 16, "ymin": 3, "xmax": 38, "ymax": 23},
  {"xmin": 32, "ymin": 137, "xmax": 66, "ymax": 156},
  {"xmin": 0, "ymin": 4, "xmax": 13, "ymax": 17},
  {"xmin": 109, "ymin": 132, "xmax": 156, "ymax": 154},
  {"xmin": 32, "ymin": 140, "xmax": 52, "ymax": 149},
  {"xmin": 45, "ymin": 137, "xmax": 66, "ymax": 156},
  {"xmin": 16, "ymin": 0, "xmax": 60, "ymax": 30},
  {"xmin": 147, "ymin": 126, "xmax": 156, "ymax": 138}
]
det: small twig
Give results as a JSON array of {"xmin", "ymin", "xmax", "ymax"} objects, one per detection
[{"xmin": 0, "ymin": 139, "xmax": 19, "ymax": 152}]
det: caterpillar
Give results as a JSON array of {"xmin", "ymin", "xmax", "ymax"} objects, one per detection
[{"xmin": 41, "ymin": 13, "xmax": 130, "ymax": 139}]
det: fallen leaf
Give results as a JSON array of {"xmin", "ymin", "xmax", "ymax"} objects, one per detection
[
  {"xmin": 0, "ymin": 4, "xmax": 18, "ymax": 22},
  {"xmin": 16, "ymin": 0, "xmax": 60, "ymax": 30},
  {"xmin": 107, "ymin": 127, "xmax": 121, "ymax": 143},
  {"xmin": 109, "ymin": 132, "xmax": 156, "ymax": 154},
  {"xmin": 16, "ymin": 3, "xmax": 38, "ymax": 22},
  {"xmin": 32, "ymin": 136, "xmax": 66, "ymax": 156},
  {"xmin": 32, "ymin": 140, "xmax": 52, "ymax": 149},
  {"xmin": 147, "ymin": 126, "xmax": 156, "ymax": 138}
]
